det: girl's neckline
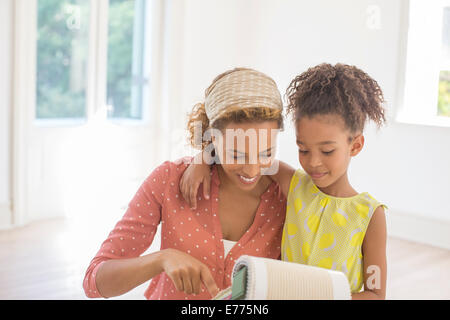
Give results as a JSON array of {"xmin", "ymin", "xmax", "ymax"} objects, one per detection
[{"xmin": 308, "ymin": 177, "xmax": 368, "ymax": 201}]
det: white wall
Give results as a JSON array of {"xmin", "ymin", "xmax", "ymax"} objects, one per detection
[
  {"xmin": 176, "ymin": 0, "xmax": 450, "ymax": 248},
  {"xmin": 179, "ymin": 0, "xmax": 405, "ymax": 166},
  {"xmin": 3, "ymin": 0, "xmax": 449, "ymax": 247},
  {"xmin": 0, "ymin": 0, "xmax": 12, "ymax": 228}
]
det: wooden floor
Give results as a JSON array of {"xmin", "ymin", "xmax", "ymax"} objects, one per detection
[{"xmin": 0, "ymin": 217, "xmax": 449, "ymax": 300}]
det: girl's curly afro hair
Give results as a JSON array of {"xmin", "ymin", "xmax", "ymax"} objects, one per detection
[{"xmin": 285, "ymin": 63, "xmax": 386, "ymax": 133}]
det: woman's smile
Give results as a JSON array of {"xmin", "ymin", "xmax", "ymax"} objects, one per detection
[{"xmin": 237, "ymin": 174, "xmax": 260, "ymax": 185}]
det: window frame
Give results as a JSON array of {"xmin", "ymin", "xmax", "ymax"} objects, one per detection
[
  {"xmin": 397, "ymin": 0, "xmax": 450, "ymax": 128},
  {"xmin": 32, "ymin": 0, "xmax": 154, "ymax": 127},
  {"xmin": 106, "ymin": 0, "xmax": 153, "ymax": 126}
]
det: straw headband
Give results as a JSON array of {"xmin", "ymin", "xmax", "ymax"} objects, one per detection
[{"xmin": 204, "ymin": 69, "xmax": 283, "ymax": 124}]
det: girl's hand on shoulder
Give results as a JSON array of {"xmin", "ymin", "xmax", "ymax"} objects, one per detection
[
  {"xmin": 269, "ymin": 160, "xmax": 296, "ymax": 197},
  {"xmin": 160, "ymin": 248, "xmax": 219, "ymax": 297},
  {"xmin": 180, "ymin": 159, "xmax": 212, "ymax": 209}
]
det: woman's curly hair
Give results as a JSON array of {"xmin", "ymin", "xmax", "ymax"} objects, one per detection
[{"xmin": 285, "ymin": 63, "xmax": 386, "ymax": 133}]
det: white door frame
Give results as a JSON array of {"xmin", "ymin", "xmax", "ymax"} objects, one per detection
[
  {"xmin": 12, "ymin": 0, "xmax": 37, "ymax": 227},
  {"xmin": 10, "ymin": 0, "xmax": 176, "ymax": 228},
  {"xmin": 0, "ymin": 0, "xmax": 14, "ymax": 230}
]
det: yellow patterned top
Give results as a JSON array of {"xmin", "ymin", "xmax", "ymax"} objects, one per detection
[{"xmin": 281, "ymin": 169, "xmax": 386, "ymax": 293}]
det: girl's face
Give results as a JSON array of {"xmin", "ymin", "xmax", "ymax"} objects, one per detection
[
  {"xmin": 213, "ymin": 121, "xmax": 279, "ymax": 193},
  {"xmin": 295, "ymin": 115, "xmax": 364, "ymax": 192}
]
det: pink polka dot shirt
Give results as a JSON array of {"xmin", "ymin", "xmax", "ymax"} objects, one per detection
[{"xmin": 83, "ymin": 157, "xmax": 286, "ymax": 300}]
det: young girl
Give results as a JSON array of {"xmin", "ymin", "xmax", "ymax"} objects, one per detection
[{"xmin": 180, "ymin": 63, "xmax": 387, "ymax": 300}]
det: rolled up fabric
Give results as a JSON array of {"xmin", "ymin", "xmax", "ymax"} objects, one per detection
[{"xmin": 225, "ymin": 255, "xmax": 351, "ymax": 300}]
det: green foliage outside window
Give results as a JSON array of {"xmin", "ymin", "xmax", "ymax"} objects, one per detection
[
  {"xmin": 107, "ymin": 0, "xmax": 136, "ymax": 119},
  {"xmin": 438, "ymin": 71, "xmax": 450, "ymax": 117},
  {"xmin": 36, "ymin": 0, "xmax": 90, "ymax": 119},
  {"xmin": 36, "ymin": 0, "xmax": 139, "ymax": 120}
]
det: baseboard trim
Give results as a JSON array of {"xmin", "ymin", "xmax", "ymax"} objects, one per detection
[
  {"xmin": 387, "ymin": 210, "xmax": 450, "ymax": 250},
  {"xmin": 0, "ymin": 202, "xmax": 12, "ymax": 230}
]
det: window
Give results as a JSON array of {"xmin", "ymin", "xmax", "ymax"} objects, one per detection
[
  {"xmin": 107, "ymin": 0, "xmax": 148, "ymax": 120},
  {"xmin": 399, "ymin": 0, "xmax": 450, "ymax": 126},
  {"xmin": 36, "ymin": 0, "xmax": 90, "ymax": 119},
  {"xmin": 439, "ymin": 71, "xmax": 450, "ymax": 117},
  {"xmin": 438, "ymin": 7, "xmax": 450, "ymax": 117},
  {"xmin": 35, "ymin": 0, "xmax": 150, "ymax": 122}
]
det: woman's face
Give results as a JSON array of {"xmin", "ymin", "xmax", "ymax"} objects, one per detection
[{"xmin": 212, "ymin": 121, "xmax": 280, "ymax": 192}]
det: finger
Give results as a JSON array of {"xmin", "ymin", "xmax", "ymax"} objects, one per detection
[
  {"xmin": 191, "ymin": 271, "xmax": 201, "ymax": 295},
  {"xmin": 181, "ymin": 270, "xmax": 193, "ymax": 295},
  {"xmin": 183, "ymin": 183, "xmax": 192, "ymax": 208},
  {"xmin": 170, "ymin": 273, "xmax": 184, "ymax": 293},
  {"xmin": 200, "ymin": 266, "xmax": 219, "ymax": 298},
  {"xmin": 179, "ymin": 177, "xmax": 184, "ymax": 195},
  {"xmin": 189, "ymin": 183, "xmax": 200, "ymax": 209},
  {"xmin": 203, "ymin": 177, "xmax": 210, "ymax": 200},
  {"xmin": 180, "ymin": 180, "xmax": 189, "ymax": 204}
]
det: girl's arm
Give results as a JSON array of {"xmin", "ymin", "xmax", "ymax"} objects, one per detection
[
  {"xmin": 179, "ymin": 156, "xmax": 296, "ymax": 208},
  {"xmin": 179, "ymin": 152, "xmax": 212, "ymax": 210},
  {"xmin": 269, "ymin": 160, "xmax": 296, "ymax": 197},
  {"xmin": 351, "ymin": 206, "xmax": 387, "ymax": 300}
]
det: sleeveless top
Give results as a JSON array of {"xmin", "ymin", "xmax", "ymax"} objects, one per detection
[{"xmin": 281, "ymin": 169, "xmax": 386, "ymax": 293}]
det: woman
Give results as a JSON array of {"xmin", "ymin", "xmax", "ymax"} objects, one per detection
[{"xmin": 83, "ymin": 68, "xmax": 286, "ymax": 300}]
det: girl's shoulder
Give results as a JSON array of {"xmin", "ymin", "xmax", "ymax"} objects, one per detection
[
  {"xmin": 287, "ymin": 170, "xmax": 386, "ymax": 219},
  {"xmin": 287, "ymin": 168, "xmax": 314, "ymax": 197},
  {"xmin": 327, "ymin": 192, "xmax": 387, "ymax": 224},
  {"xmin": 347, "ymin": 193, "xmax": 387, "ymax": 218}
]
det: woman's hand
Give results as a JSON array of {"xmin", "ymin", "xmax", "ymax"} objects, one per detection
[
  {"xmin": 160, "ymin": 248, "xmax": 220, "ymax": 297},
  {"xmin": 180, "ymin": 160, "xmax": 212, "ymax": 209}
]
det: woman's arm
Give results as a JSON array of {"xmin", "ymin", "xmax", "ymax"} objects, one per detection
[
  {"xmin": 351, "ymin": 206, "xmax": 387, "ymax": 300},
  {"xmin": 95, "ymin": 250, "xmax": 164, "ymax": 298},
  {"xmin": 95, "ymin": 248, "xmax": 219, "ymax": 298},
  {"xmin": 83, "ymin": 161, "xmax": 219, "ymax": 298},
  {"xmin": 83, "ymin": 162, "xmax": 167, "ymax": 298}
]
